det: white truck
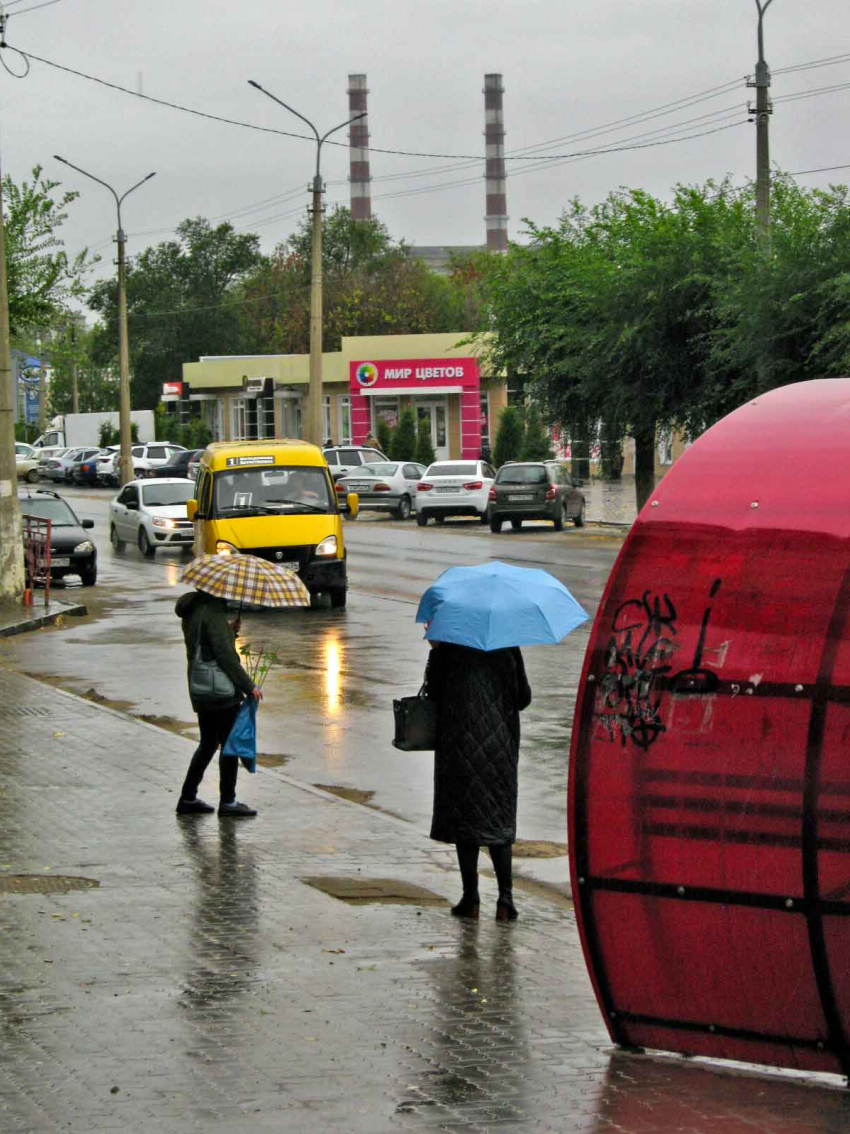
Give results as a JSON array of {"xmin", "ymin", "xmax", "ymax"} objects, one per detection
[{"xmin": 32, "ymin": 411, "xmax": 156, "ymax": 450}]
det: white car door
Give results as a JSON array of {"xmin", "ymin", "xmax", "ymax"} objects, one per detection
[{"xmin": 402, "ymin": 463, "xmax": 423, "ymax": 496}]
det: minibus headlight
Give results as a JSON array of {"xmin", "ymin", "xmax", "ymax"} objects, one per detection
[{"xmin": 315, "ymin": 536, "xmax": 338, "ymax": 558}]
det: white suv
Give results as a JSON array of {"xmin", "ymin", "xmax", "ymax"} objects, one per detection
[
  {"xmin": 99, "ymin": 442, "xmax": 187, "ymax": 485},
  {"xmin": 415, "ymin": 460, "xmax": 496, "ymax": 526},
  {"xmin": 323, "ymin": 445, "xmax": 387, "ymax": 480}
]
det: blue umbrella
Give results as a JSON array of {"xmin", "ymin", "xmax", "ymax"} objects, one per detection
[{"xmin": 416, "ymin": 561, "xmax": 589, "ymax": 651}]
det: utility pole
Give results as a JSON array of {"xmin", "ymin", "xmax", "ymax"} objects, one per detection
[
  {"xmin": 0, "ymin": 147, "xmax": 25, "ymax": 602},
  {"xmin": 54, "ymin": 156, "xmax": 155, "ymax": 484},
  {"xmin": 749, "ymin": 0, "xmax": 775, "ymax": 247},
  {"xmin": 37, "ymin": 333, "xmax": 45, "ymax": 432},
  {"xmin": 248, "ymin": 81, "xmax": 364, "ymax": 447},
  {"xmin": 70, "ymin": 321, "xmax": 79, "ymax": 414}
]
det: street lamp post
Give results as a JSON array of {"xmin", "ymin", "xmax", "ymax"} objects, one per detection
[
  {"xmin": 751, "ymin": 0, "xmax": 775, "ymax": 246},
  {"xmin": 248, "ymin": 82, "xmax": 364, "ymax": 447},
  {"xmin": 54, "ymin": 157, "xmax": 155, "ymax": 484}
]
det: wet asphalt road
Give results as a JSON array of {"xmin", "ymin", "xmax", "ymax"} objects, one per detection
[{"xmin": 2, "ymin": 485, "xmax": 625, "ymax": 889}]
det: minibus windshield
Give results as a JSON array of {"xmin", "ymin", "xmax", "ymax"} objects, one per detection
[{"xmin": 213, "ymin": 466, "xmax": 334, "ymax": 516}]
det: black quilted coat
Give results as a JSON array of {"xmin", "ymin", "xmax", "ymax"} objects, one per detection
[{"xmin": 424, "ymin": 643, "xmax": 531, "ymax": 845}]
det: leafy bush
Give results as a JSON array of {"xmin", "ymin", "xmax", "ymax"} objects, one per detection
[
  {"xmin": 376, "ymin": 417, "xmax": 393, "ymax": 457},
  {"xmin": 520, "ymin": 404, "xmax": 553, "ymax": 461}
]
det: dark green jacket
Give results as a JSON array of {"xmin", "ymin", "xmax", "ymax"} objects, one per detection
[{"xmin": 176, "ymin": 590, "xmax": 255, "ymax": 712}]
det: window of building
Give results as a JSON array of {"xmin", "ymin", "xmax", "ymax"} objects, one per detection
[
  {"xmin": 231, "ymin": 397, "xmax": 248, "ymax": 441},
  {"xmin": 323, "ymin": 396, "xmax": 332, "ymax": 443},
  {"xmin": 657, "ymin": 429, "xmax": 674, "ymax": 466},
  {"xmin": 373, "ymin": 396, "xmax": 400, "ymax": 430},
  {"xmin": 480, "ymin": 392, "xmax": 491, "ymax": 446},
  {"xmin": 338, "ymin": 396, "xmax": 352, "ymax": 444}
]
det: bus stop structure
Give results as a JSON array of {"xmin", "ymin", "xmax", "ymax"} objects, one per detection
[{"xmin": 568, "ymin": 378, "xmax": 850, "ymax": 1077}]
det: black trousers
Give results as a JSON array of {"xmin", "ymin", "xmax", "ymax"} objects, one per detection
[{"xmin": 180, "ymin": 704, "xmax": 241, "ymax": 804}]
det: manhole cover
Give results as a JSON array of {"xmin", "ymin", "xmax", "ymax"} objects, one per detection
[
  {"xmin": 0, "ymin": 875, "xmax": 99, "ymax": 896},
  {"xmin": 302, "ymin": 876, "xmax": 448, "ymax": 907}
]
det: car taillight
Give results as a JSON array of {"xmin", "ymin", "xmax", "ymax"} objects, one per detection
[
  {"xmin": 545, "ymin": 486, "xmax": 557, "ymax": 501},
  {"xmin": 488, "ymin": 487, "xmax": 496, "ymax": 501},
  {"xmin": 335, "ymin": 482, "xmax": 345, "ymax": 493},
  {"xmin": 463, "ymin": 481, "xmax": 483, "ymax": 490},
  {"xmin": 417, "ymin": 482, "xmax": 433, "ymax": 492},
  {"xmin": 373, "ymin": 483, "xmax": 391, "ymax": 492}
]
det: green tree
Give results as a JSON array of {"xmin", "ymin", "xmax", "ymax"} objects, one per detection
[
  {"xmin": 376, "ymin": 417, "xmax": 393, "ymax": 457},
  {"xmin": 88, "ymin": 218, "xmax": 261, "ymax": 409},
  {"xmin": 415, "ymin": 413, "xmax": 436, "ymax": 467},
  {"xmin": 390, "ymin": 406, "xmax": 417, "ymax": 460},
  {"xmin": 492, "ymin": 405, "xmax": 525, "ymax": 467},
  {"xmin": 520, "ymin": 404, "xmax": 553, "ymax": 461},
  {"xmin": 4, "ymin": 166, "xmax": 94, "ymax": 334}
]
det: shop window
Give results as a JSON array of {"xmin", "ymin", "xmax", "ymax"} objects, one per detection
[
  {"xmin": 323, "ymin": 396, "xmax": 332, "ymax": 444},
  {"xmin": 338, "ymin": 396, "xmax": 352, "ymax": 444},
  {"xmin": 657, "ymin": 429, "xmax": 674, "ymax": 466}
]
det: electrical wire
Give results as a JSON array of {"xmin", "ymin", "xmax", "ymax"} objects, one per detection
[{"xmin": 6, "ymin": 0, "xmax": 66, "ymax": 14}]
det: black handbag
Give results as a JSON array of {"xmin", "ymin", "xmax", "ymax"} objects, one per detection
[
  {"xmin": 189, "ymin": 611, "xmax": 236, "ymax": 701},
  {"xmin": 392, "ymin": 685, "xmax": 437, "ymax": 752}
]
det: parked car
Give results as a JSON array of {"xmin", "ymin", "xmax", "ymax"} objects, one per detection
[
  {"xmin": 71, "ymin": 448, "xmax": 109, "ymax": 486},
  {"xmin": 95, "ymin": 446, "xmax": 121, "ymax": 486},
  {"xmin": 109, "ymin": 477, "xmax": 196, "ymax": 557},
  {"xmin": 131, "ymin": 442, "xmax": 187, "ymax": 478},
  {"xmin": 187, "ymin": 450, "xmax": 203, "ymax": 484},
  {"xmin": 42, "ymin": 447, "xmax": 101, "ymax": 484},
  {"xmin": 415, "ymin": 459, "xmax": 496, "ymax": 526},
  {"xmin": 335, "ymin": 461, "xmax": 426, "ymax": 520},
  {"xmin": 15, "ymin": 442, "xmax": 40, "ymax": 483},
  {"xmin": 151, "ymin": 448, "xmax": 203, "ymax": 479},
  {"xmin": 35, "ymin": 446, "xmax": 70, "ymax": 480},
  {"xmin": 323, "ymin": 445, "xmax": 388, "ymax": 481},
  {"xmin": 488, "ymin": 461, "xmax": 585, "ymax": 533},
  {"xmin": 18, "ymin": 487, "xmax": 97, "ymax": 585}
]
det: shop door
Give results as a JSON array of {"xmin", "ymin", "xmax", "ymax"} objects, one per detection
[{"xmin": 417, "ymin": 400, "xmax": 448, "ymax": 461}]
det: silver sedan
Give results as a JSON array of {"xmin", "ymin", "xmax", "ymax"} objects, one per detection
[{"xmin": 335, "ymin": 461, "xmax": 425, "ymax": 521}]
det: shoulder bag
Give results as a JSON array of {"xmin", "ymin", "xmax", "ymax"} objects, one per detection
[
  {"xmin": 392, "ymin": 685, "xmax": 436, "ymax": 752},
  {"xmin": 189, "ymin": 610, "xmax": 236, "ymax": 701}
]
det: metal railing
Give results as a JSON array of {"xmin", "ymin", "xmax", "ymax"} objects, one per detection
[{"xmin": 21, "ymin": 515, "xmax": 52, "ymax": 607}]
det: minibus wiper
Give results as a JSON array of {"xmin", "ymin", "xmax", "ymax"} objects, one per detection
[
  {"xmin": 215, "ymin": 505, "xmax": 282, "ymax": 516},
  {"xmin": 264, "ymin": 499, "xmax": 328, "ymax": 513}
]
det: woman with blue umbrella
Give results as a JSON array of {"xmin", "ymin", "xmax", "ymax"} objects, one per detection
[{"xmin": 417, "ymin": 561, "xmax": 588, "ymax": 922}]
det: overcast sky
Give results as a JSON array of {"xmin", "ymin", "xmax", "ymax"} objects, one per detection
[{"xmin": 1, "ymin": 0, "xmax": 847, "ymax": 291}]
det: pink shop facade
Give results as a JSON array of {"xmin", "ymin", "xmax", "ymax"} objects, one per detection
[{"xmin": 349, "ymin": 357, "xmax": 495, "ymax": 461}]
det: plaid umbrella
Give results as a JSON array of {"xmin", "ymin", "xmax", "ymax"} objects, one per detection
[{"xmin": 181, "ymin": 554, "xmax": 310, "ymax": 608}]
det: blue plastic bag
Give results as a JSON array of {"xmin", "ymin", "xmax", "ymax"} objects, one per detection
[{"xmin": 222, "ymin": 698, "xmax": 257, "ymax": 774}]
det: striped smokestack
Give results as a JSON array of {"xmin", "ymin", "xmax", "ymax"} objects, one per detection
[
  {"xmin": 484, "ymin": 73, "xmax": 508, "ymax": 253},
  {"xmin": 348, "ymin": 73, "xmax": 372, "ymax": 221}
]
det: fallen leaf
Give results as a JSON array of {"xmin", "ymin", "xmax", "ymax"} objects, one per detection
[
  {"xmin": 322, "ymin": 948, "xmax": 345, "ymax": 954},
  {"xmin": 52, "ymin": 731, "xmax": 66, "ymax": 738}
]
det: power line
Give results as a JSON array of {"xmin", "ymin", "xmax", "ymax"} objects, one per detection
[{"xmin": 4, "ymin": 0, "xmax": 66, "ymax": 15}]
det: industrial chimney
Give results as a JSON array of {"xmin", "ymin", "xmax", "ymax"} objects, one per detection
[
  {"xmin": 483, "ymin": 73, "xmax": 508, "ymax": 252},
  {"xmin": 348, "ymin": 74, "xmax": 372, "ymax": 221}
]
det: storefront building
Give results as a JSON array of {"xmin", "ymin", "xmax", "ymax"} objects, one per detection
[{"xmin": 175, "ymin": 332, "xmax": 506, "ymax": 461}]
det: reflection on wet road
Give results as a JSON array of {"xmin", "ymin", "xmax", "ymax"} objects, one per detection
[{"xmin": 0, "ymin": 487, "xmax": 622, "ymax": 889}]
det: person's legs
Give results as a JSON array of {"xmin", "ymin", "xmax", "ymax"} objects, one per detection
[
  {"xmin": 452, "ymin": 842, "xmax": 480, "ymax": 918},
  {"xmin": 488, "ymin": 843, "xmax": 517, "ymax": 920},
  {"xmin": 179, "ymin": 710, "xmax": 226, "ymax": 807},
  {"xmin": 215, "ymin": 705, "xmax": 258, "ymax": 818}
]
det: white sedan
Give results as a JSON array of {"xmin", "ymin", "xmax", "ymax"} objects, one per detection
[
  {"xmin": 15, "ymin": 442, "xmax": 40, "ymax": 483},
  {"xmin": 109, "ymin": 478, "xmax": 196, "ymax": 557},
  {"xmin": 415, "ymin": 459, "xmax": 497, "ymax": 526},
  {"xmin": 335, "ymin": 461, "xmax": 425, "ymax": 520}
]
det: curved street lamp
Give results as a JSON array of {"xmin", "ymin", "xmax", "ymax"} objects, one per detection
[
  {"xmin": 248, "ymin": 81, "xmax": 364, "ymax": 447},
  {"xmin": 54, "ymin": 156, "xmax": 156, "ymax": 485}
]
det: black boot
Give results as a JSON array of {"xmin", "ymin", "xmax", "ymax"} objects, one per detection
[
  {"xmin": 489, "ymin": 843, "xmax": 517, "ymax": 921},
  {"xmin": 452, "ymin": 842, "xmax": 480, "ymax": 918}
]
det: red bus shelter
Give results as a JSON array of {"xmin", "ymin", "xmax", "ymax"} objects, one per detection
[{"xmin": 568, "ymin": 379, "xmax": 850, "ymax": 1076}]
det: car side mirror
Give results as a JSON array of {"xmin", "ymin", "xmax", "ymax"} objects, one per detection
[
  {"xmin": 186, "ymin": 499, "xmax": 198, "ymax": 521},
  {"xmin": 126, "ymin": 501, "xmax": 139, "ymax": 512},
  {"xmin": 346, "ymin": 493, "xmax": 359, "ymax": 519},
  {"xmin": 82, "ymin": 519, "xmax": 94, "ymax": 530}
]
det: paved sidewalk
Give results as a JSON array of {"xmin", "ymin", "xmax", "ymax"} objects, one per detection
[
  {"xmin": 0, "ymin": 597, "xmax": 87, "ymax": 638},
  {"xmin": 1, "ymin": 668, "xmax": 848, "ymax": 1133}
]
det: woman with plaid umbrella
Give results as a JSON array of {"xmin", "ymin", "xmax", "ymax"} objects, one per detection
[{"xmin": 174, "ymin": 553, "xmax": 309, "ymax": 818}]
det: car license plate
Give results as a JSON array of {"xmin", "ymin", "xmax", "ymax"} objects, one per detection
[
  {"xmin": 279, "ymin": 561, "xmax": 300, "ymax": 572},
  {"xmin": 508, "ymin": 494, "xmax": 533, "ymax": 502},
  {"xmin": 348, "ymin": 483, "xmax": 367, "ymax": 491},
  {"xmin": 51, "ymin": 557, "xmax": 71, "ymax": 567},
  {"xmin": 436, "ymin": 486, "xmax": 457, "ymax": 493}
]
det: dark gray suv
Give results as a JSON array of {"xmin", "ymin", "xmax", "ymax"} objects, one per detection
[{"xmin": 489, "ymin": 462, "xmax": 585, "ymax": 532}]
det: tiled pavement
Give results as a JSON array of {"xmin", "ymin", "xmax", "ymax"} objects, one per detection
[{"xmin": 1, "ymin": 668, "xmax": 849, "ymax": 1133}]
